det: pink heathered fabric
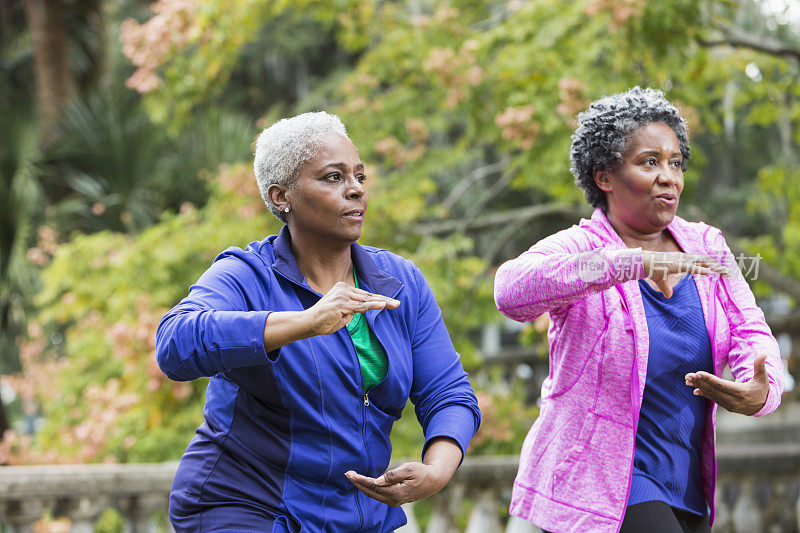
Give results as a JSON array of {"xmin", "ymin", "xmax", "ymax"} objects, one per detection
[{"xmin": 495, "ymin": 208, "xmax": 784, "ymax": 533}]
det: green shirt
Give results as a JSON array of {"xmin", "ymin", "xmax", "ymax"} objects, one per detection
[{"xmin": 346, "ymin": 273, "xmax": 389, "ymax": 391}]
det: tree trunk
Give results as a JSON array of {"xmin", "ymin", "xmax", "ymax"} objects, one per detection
[{"xmin": 23, "ymin": 0, "xmax": 72, "ymax": 137}]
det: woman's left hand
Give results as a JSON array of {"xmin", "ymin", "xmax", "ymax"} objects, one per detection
[
  {"xmin": 345, "ymin": 462, "xmax": 448, "ymax": 507},
  {"xmin": 685, "ymin": 354, "xmax": 769, "ymax": 415}
]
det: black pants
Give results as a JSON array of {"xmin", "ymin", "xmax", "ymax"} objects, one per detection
[{"xmin": 544, "ymin": 501, "xmax": 711, "ymax": 533}]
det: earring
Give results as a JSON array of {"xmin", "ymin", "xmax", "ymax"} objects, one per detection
[{"xmin": 284, "ymin": 206, "xmax": 290, "ymax": 213}]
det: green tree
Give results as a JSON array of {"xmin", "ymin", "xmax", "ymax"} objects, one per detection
[
  {"xmin": 7, "ymin": 0, "xmax": 800, "ymax": 463},
  {"xmin": 0, "ymin": 110, "xmax": 43, "ymax": 435}
]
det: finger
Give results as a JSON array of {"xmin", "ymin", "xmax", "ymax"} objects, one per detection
[
  {"xmin": 349, "ymin": 287, "xmax": 400, "ymax": 304},
  {"xmin": 684, "ymin": 371, "xmax": 714, "ymax": 386},
  {"xmin": 697, "ymin": 262, "xmax": 730, "ymax": 276},
  {"xmin": 376, "ymin": 464, "xmax": 414, "ymax": 487},
  {"xmin": 348, "ymin": 475, "xmax": 378, "ymax": 493},
  {"xmin": 346, "ymin": 473, "xmax": 405, "ymax": 506},
  {"xmin": 691, "ymin": 371, "xmax": 729, "ymax": 391},
  {"xmin": 694, "ymin": 255, "xmax": 731, "ymax": 271},
  {"xmin": 691, "ymin": 384, "xmax": 728, "ymax": 406},
  {"xmin": 691, "ymin": 372, "xmax": 740, "ymax": 403},
  {"xmin": 684, "ymin": 264, "xmax": 714, "ymax": 276},
  {"xmin": 348, "ymin": 288, "xmax": 400, "ymax": 306},
  {"xmin": 345, "ymin": 470, "xmax": 376, "ymax": 485},
  {"xmin": 347, "ymin": 477, "xmax": 394, "ymax": 505},
  {"xmin": 653, "ymin": 277, "xmax": 673, "ymax": 298},
  {"xmin": 355, "ymin": 483, "xmax": 398, "ymax": 506},
  {"xmin": 691, "ymin": 386, "xmax": 736, "ymax": 413},
  {"xmin": 349, "ymin": 287, "xmax": 374, "ymax": 298},
  {"xmin": 352, "ymin": 295, "xmax": 400, "ymax": 311},
  {"xmin": 357, "ymin": 299, "xmax": 401, "ymax": 313},
  {"xmin": 752, "ymin": 353, "xmax": 768, "ymax": 383}
]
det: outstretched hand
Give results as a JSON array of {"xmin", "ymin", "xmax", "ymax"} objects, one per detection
[
  {"xmin": 306, "ymin": 282, "xmax": 400, "ymax": 336},
  {"xmin": 685, "ymin": 354, "xmax": 769, "ymax": 415},
  {"xmin": 345, "ymin": 462, "xmax": 447, "ymax": 508}
]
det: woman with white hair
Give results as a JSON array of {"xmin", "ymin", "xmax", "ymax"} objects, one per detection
[{"xmin": 157, "ymin": 112, "xmax": 481, "ymax": 532}]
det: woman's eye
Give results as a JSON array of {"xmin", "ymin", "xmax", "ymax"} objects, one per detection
[
  {"xmin": 356, "ymin": 175, "xmax": 367, "ymax": 183},
  {"xmin": 671, "ymin": 160, "xmax": 682, "ymax": 168},
  {"xmin": 325, "ymin": 173, "xmax": 341, "ymax": 181},
  {"xmin": 644, "ymin": 159, "xmax": 657, "ymax": 167}
]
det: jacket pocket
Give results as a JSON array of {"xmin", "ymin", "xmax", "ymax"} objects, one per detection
[
  {"xmin": 550, "ymin": 411, "xmax": 633, "ymax": 520},
  {"xmin": 545, "ymin": 312, "xmax": 610, "ymax": 399}
]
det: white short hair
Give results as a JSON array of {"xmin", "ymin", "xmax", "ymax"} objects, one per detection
[{"xmin": 253, "ymin": 111, "xmax": 350, "ymax": 222}]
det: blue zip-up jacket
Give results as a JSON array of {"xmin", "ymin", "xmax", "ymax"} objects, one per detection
[{"xmin": 157, "ymin": 226, "xmax": 481, "ymax": 532}]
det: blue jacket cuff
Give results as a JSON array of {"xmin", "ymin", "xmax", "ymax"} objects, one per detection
[
  {"xmin": 215, "ymin": 310, "xmax": 276, "ymax": 368},
  {"xmin": 421, "ymin": 405, "xmax": 479, "ymax": 465}
]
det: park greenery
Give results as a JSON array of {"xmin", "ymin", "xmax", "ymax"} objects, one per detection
[{"xmin": 1, "ymin": 0, "xmax": 799, "ymax": 466}]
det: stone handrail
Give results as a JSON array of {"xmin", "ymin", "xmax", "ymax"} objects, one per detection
[
  {"xmin": 1, "ymin": 445, "xmax": 798, "ymax": 532},
  {"xmin": 0, "ymin": 462, "xmax": 177, "ymax": 532}
]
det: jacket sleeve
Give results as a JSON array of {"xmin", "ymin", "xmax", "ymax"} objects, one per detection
[
  {"xmin": 494, "ymin": 227, "xmax": 646, "ymax": 322},
  {"xmin": 155, "ymin": 256, "xmax": 275, "ymax": 381},
  {"xmin": 407, "ymin": 265, "xmax": 481, "ymax": 461},
  {"xmin": 710, "ymin": 230, "xmax": 784, "ymax": 416}
]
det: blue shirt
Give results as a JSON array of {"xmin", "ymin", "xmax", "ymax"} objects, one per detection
[
  {"xmin": 156, "ymin": 225, "xmax": 481, "ymax": 532},
  {"xmin": 628, "ymin": 274, "xmax": 712, "ymax": 515}
]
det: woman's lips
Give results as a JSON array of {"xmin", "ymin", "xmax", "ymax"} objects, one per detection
[
  {"xmin": 655, "ymin": 194, "xmax": 677, "ymax": 206},
  {"xmin": 342, "ymin": 210, "xmax": 364, "ymax": 220}
]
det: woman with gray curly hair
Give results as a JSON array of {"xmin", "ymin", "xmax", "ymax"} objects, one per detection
[
  {"xmin": 495, "ymin": 87, "xmax": 783, "ymax": 532},
  {"xmin": 157, "ymin": 111, "xmax": 480, "ymax": 532}
]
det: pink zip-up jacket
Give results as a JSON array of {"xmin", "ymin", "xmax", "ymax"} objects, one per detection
[{"xmin": 495, "ymin": 208, "xmax": 784, "ymax": 533}]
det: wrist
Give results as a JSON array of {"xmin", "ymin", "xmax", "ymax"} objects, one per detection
[
  {"xmin": 298, "ymin": 308, "xmax": 321, "ymax": 338},
  {"xmin": 641, "ymin": 250, "xmax": 654, "ymax": 271}
]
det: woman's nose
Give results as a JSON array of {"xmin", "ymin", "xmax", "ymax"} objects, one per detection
[
  {"xmin": 345, "ymin": 176, "xmax": 365, "ymax": 198},
  {"xmin": 657, "ymin": 163, "xmax": 679, "ymax": 184}
]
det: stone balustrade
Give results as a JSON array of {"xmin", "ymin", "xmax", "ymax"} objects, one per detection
[
  {"xmin": 1, "ymin": 444, "xmax": 798, "ymax": 532},
  {"xmin": 0, "ymin": 462, "xmax": 177, "ymax": 532}
]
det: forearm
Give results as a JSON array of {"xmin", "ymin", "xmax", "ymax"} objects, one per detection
[
  {"xmin": 494, "ymin": 247, "xmax": 644, "ymax": 321},
  {"xmin": 156, "ymin": 307, "xmax": 271, "ymax": 380},
  {"xmin": 263, "ymin": 310, "xmax": 316, "ymax": 352},
  {"xmin": 421, "ymin": 437, "xmax": 463, "ymax": 488}
]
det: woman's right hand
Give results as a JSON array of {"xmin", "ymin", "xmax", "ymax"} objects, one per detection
[
  {"xmin": 304, "ymin": 282, "xmax": 400, "ymax": 336},
  {"xmin": 641, "ymin": 251, "xmax": 730, "ymax": 298},
  {"xmin": 263, "ymin": 283, "xmax": 400, "ymax": 352}
]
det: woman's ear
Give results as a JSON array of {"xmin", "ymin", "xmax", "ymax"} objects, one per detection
[
  {"xmin": 267, "ymin": 184, "xmax": 290, "ymax": 212},
  {"xmin": 594, "ymin": 169, "xmax": 613, "ymax": 193}
]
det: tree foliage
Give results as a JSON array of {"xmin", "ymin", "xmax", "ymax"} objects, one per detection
[
  {"xmin": 4, "ymin": 0, "xmax": 800, "ymax": 463},
  {"xmin": 1, "ymin": 164, "xmax": 277, "ymax": 463}
]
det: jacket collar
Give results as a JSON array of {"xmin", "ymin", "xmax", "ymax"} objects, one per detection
[
  {"xmin": 271, "ymin": 225, "xmax": 403, "ymax": 298},
  {"xmin": 585, "ymin": 207, "xmax": 703, "ymax": 255}
]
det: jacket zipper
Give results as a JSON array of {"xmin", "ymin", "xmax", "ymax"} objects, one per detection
[
  {"xmin": 617, "ymin": 288, "xmax": 639, "ymax": 533},
  {"xmin": 343, "ymin": 330, "xmax": 366, "ymax": 531}
]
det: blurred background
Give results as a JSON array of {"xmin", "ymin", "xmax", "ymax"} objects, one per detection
[{"xmin": 0, "ymin": 0, "xmax": 799, "ymax": 531}]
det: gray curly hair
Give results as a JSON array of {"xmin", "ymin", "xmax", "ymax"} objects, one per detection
[
  {"xmin": 253, "ymin": 111, "xmax": 350, "ymax": 222},
  {"xmin": 570, "ymin": 86, "xmax": 690, "ymax": 209}
]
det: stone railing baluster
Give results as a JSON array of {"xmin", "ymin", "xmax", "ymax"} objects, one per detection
[
  {"xmin": 425, "ymin": 484, "xmax": 462, "ymax": 533},
  {"xmin": 506, "ymin": 515, "xmax": 542, "ymax": 533},
  {"xmin": 464, "ymin": 488, "xmax": 502, "ymax": 533},
  {"xmin": 68, "ymin": 495, "xmax": 108, "ymax": 533},
  {"xmin": 713, "ymin": 480, "xmax": 734, "ymax": 533},
  {"xmin": 0, "ymin": 498, "xmax": 46, "ymax": 533},
  {"xmin": 731, "ymin": 476, "xmax": 761, "ymax": 533},
  {"xmin": 397, "ymin": 502, "xmax": 421, "ymax": 533}
]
